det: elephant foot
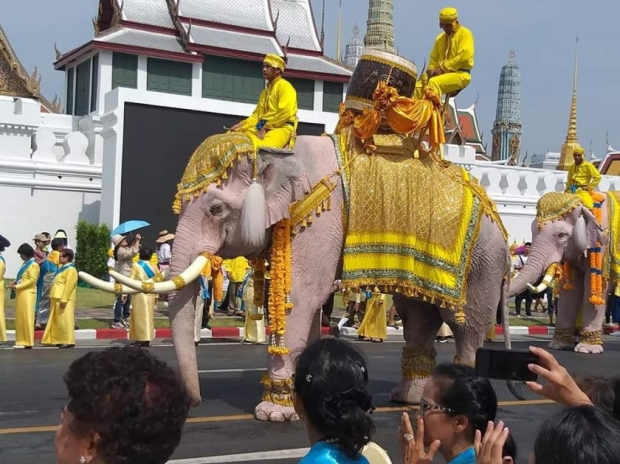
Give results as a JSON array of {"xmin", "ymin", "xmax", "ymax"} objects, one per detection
[
  {"xmin": 548, "ymin": 340, "xmax": 574, "ymax": 351},
  {"xmin": 390, "ymin": 377, "xmax": 427, "ymax": 404},
  {"xmin": 574, "ymin": 343, "xmax": 604, "ymax": 354},
  {"xmin": 254, "ymin": 401, "xmax": 299, "ymax": 422}
]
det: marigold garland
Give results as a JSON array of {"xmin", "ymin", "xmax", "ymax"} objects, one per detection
[
  {"xmin": 562, "ymin": 261, "xmax": 574, "ymax": 290},
  {"xmin": 589, "ymin": 200, "xmax": 605, "ymax": 305},
  {"xmin": 267, "ymin": 218, "xmax": 293, "ymax": 355}
]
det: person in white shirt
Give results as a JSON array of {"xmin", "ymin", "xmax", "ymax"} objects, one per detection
[
  {"xmin": 155, "ymin": 230, "xmax": 174, "ymax": 305},
  {"xmin": 514, "ymin": 242, "xmax": 533, "ymax": 317}
]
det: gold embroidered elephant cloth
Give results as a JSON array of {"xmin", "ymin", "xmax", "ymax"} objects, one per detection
[
  {"xmin": 605, "ymin": 191, "xmax": 620, "ymax": 285},
  {"xmin": 332, "ymin": 128, "xmax": 487, "ymax": 310}
]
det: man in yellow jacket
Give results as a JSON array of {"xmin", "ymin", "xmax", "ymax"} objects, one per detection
[
  {"xmin": 415, "ymin": 7, "xmax": 474, "ymax": 99},
  {"xmin": 565, "ymin": 146, "xmax": 602, "ymax": 209},
  {"xmin": 230, "ymin": 54, "xmax": 298, "ymax": 150}
]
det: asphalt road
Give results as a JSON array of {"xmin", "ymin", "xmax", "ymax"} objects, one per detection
[{"xmin": 1, "ymin": 336, "xmax": 620, "ymax": 463}]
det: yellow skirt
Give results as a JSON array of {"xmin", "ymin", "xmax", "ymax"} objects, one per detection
[
  {"xmin": 358, "ymin": 295, "xmax": 387, "ymax": 340},
  {"xmin": 15, "ymin": 290, "xmax": 36, "ymax": 347},
  {"xmin": 42, "ymin": 299, "xmax": 76, "ymax": 345},
  {"xmin": 129, "ymin": 293, "xmax": 155, "ymax": 342},
  {"xmin": 0, "ymin": 285, "xmax": 6, "ymax": 342}
]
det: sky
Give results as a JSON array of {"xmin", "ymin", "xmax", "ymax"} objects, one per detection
[{"xmin": 3, "ymin": 0, "xmax": 620, "ymax": 157}]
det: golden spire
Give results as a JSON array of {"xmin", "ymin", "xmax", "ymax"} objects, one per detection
[{"xmin": 557, "ymin": 35, "xmax": 580, "ymax": 171}]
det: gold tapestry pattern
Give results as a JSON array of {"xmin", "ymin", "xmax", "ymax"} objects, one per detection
[
  {"xmin": 173, "ymin": 132, "xmax": 255, "ymax": 214},
  {"xmin": 337, "ymin": 126, "xmax": 486, "ymax": 312},
  {"xmin": 536, "ymin": 192, "xmax": 583, "ymax": 230}
]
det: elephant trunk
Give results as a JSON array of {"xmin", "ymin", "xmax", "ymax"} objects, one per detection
[
  {"xmin": 509, "ymin": 237, "xmax": 561, "ymax": 296},
  {"xmin": 168, "ymin": 215, "xmax": 210, "ymax": 407}
]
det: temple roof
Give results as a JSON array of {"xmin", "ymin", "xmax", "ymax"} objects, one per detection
[
  {"xmin": 445, "ymin": 99, "xmax": 486, "ymax": 155},
  {"xmin": 0, "ymin": 24, "xmax": 59, "ymax": 112},
  {"xmin": 55, "ymin": 0, "xmax": 350, "ymax": 80},
  {"xmin": 596, "ymin": 144, "xmax": 620, "ymax": 175}
]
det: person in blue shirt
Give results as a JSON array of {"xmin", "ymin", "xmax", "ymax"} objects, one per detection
[
  {"xmin": 399, "ymin": 363, "xmax": 498, "ymax": 464},
  {"xmin": 294, "ymin": 338, "xmax": 375, "ymax": 463}
]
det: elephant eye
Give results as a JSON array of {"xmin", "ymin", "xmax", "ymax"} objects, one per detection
[
  {"xmin": 210, "ymin": 203, "xmax": 224, "ymax": 216},
  {"xmin": 558, "ymin": 232, "xmax": 569, "ymax": 239}
]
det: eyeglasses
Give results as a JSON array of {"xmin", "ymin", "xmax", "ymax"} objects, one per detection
[{"xmin": 418, "ymin": 398, "xmax": 453, "ymax": 416}]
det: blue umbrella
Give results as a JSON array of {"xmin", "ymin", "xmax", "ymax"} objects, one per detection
[{"xmin": 110, "ymin": 220, "xmax": 150, "ymax": 237}]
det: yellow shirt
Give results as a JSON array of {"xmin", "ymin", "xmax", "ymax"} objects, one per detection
[
  {"xmin": 15, "ymin": 261, "xmax": 40, "ymax": 294},
  {"xmin": 240, "ymin": 76, "xmax": 298, "ymax": 131},
  {"xmin": 566, "ymin": 161, "xmax": 601, "ymax": 192},
  {"xmin": 48, "ymin": 250, "xmax": 61, "ymax": 267},
  {"xmin": 50, "ymin": 265, "xmax": 78, "ymax": 303},
  {"xmin": 223, "ymin": 257, "xmax": 250, "ymax": 282},
  {"xmin": 429, "ymin": 26, "xmax": 475, "ymax": 73}
]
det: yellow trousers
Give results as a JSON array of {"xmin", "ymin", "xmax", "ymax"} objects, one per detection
[
  {"xmin": 0, "ymin": 285, "xmax": 5, "ymax": 342},
  {"xmin": 414, "ymin": 71, "xmax": 471, "ymax": 99},
  {"xmin": 15, "ymin": 290, "xmax": 36, "ymax": 347},
  {"xmin": 244, "ymin": 126, "xmax": 295, "ymax": 151},
  {"xmin": 42, "ymin": 299, "xmax": 76, "ymax": 345}
]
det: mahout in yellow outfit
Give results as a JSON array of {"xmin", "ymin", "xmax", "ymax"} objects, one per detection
[
  {"xmin": 42, "ymin": 250, "xmax": 78, "ymax": 347},
  {"xmin": 565, "ymin": 146, "xmax": 602, "ymax": 209},
  {"xmin": 231, "ymin": 54, "xmax": 298, "ymax": 150},
  {"xmin": 129, "ymin": 252, "xmax": 159, "ymax": 345},
  {"xmin": 415, "ymin": 7, "xmax": 474, "ymax": 99},
  {"xmin": 12, "ymin": 247, "xmax": 40, "ymax": 348}
]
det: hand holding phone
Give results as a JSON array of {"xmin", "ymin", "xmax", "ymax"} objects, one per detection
[
  {"xmin": 525, "ymin": 346, "xmax": 592, "ymax": 406},
  {"xmin": 475, "ymin": 347, "xmax": 540, "ymax": 382}
]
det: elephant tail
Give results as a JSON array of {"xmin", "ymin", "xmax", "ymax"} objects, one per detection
[{"xmin": 501, "ymin": 253, "xmax": 512, "ymax": 350}]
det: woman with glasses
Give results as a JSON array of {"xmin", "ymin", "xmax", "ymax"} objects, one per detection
[
  {"xmin": 42, "ymin": 249, "xmax": 78, "ymax": 348},
  {"xmin": 399, "ymin": 363, "xmax": 498, "ymax": 464}
]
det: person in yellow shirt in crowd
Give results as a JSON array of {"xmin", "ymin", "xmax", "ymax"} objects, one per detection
[
  {"xmin": 357, "ymin": 292, "xmax": 387, "ymax": 343},
  {"xmin": 129, "ymin": 247, "xmax": 160, "ymax": 347},
  {"xmin": 415, "ymin": 7, "xmax": 474, "ymax": 99},
  {"xmin": 230, "ymin": 54, "xmax": 298, "ymax": 150},
  {"xmin": 0, "ymin": 234, "xmax": 9, "ymax": 342},
  {"xmin": 42, "ymin": 249, "xmax": 78, "ymax": 348},
  {"xmin": 565, "ymin": 146, "xmax": 602, "ymax": 209},
  {"xmin": 10, "ymin": 243, "xmax": 40, "ymax": 349},
  {"xmin": 223, "ymin": 257, "xmax": 250, "ymax": 316}
]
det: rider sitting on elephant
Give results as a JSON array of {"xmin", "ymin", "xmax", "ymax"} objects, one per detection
[
  {"xmin": 565, "ymin": 146, "xmax": 602, "ymax": 209},
  {"xmin": 414, "ymin": 7, "xmax": 474, "ymax": 99},
  {"xmin": 230, "ymin": 54, "xmax": 299, "ymax": 150}
]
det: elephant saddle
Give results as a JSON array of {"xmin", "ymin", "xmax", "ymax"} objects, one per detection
[{"xmin": 330, "ymin": 127, "xmax": 505, "ymax": 311}]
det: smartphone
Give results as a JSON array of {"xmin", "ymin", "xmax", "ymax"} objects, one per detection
[{"xmin": 475, "ymin": 348, "xmax": 539, "ymax": 382}]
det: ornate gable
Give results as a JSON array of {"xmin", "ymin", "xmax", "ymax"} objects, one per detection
[{"xmin": 0, "ymin": 24, "xmax": 59, "ymax": 112}]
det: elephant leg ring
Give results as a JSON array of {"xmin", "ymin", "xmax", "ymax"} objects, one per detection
[
  {"xmin": 580, "ymin": 330, "xmax": 603, "ymax": 346},
  {"xmin": 402, "ymin": 347, "xmax": 437, "ymax": 380},
  {"xmin": 260, "ymin": 374, "xmax": 294, "ymax": 407}
]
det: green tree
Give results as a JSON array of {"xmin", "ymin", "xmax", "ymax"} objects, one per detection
[{"xmin": 75, "ymin": 220, "xmax": 111, "ymax": 279}]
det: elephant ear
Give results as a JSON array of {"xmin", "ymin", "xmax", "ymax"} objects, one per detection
[
  {"xmin": 260, "ymin": 154, "xmax": 310, "ymax": 228},
  {"xmin": 580, "ymin": 206, "xmax": 607, "ymax": 248}
]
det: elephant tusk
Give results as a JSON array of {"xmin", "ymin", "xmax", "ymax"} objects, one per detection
[
  {"xmin": 109, "ymin": 254, "xmax": 209, "ymax": 294},
  {"xmin": 78, "ymin": 272, "xmax": 142, "ymax": 295},
  {"xmin": 526, "ymin": 264, "xmax": 558, "ymax": 294}
]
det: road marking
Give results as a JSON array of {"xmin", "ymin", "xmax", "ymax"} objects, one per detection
[
  {"xmin": 198, "ymin": 368, "xmax": 267, "ymax": 374},
  {"xmin": 0, "ymin": 399, "xmax": 553, "ymax": 436},
  {"xmin": 167, "ymin": 447, "xmax": 309, "ymax": 463}
]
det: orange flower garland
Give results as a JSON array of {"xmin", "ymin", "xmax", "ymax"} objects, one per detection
[
  {"xmin": 562, "ymin": 261, "xmax": 573, "ymax": 290},
  {"xmin": 267, "ymin": 218, "xmax": 293, "ymax": 355},
  {"xmin": 588, "ymin": 199, "xmax": 605, "ymax": 305}
]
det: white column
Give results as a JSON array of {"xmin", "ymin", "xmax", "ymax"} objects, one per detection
[
  {"xmin": 314, "ymin": 80, "xmax": 324, "ymax": 112},
  {"xmin": 192, "ymin": 62, "xmax": 202, "ymax": 98},
  {"xmin": 137, "ymin": 56, "xmax": 148, "ymax": 91},
  {"xmin": 97, "ymin": 51, "xmax": 113, "ymax": 116}
]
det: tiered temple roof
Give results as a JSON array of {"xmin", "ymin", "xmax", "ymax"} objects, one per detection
[
  {"xmin": 445, "ymin": 99, "xmax": 486, "ymax": 156},
  {"xmin": 0, "ymin": 24, "xmax": 59, "ymax": 112},
  {"xmin": 54, "ymin": 0, "xmax": 351, "ymax": 81}
]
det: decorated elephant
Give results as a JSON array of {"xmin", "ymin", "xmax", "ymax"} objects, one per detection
[
  {"xmin": 509, "ymin": 191, "xmax": 619, "ymax": 353},
  {"xmin": 81, "ymin": 124, "xmax": 514, "ymax": 422}
]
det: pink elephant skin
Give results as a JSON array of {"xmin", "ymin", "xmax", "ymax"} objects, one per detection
[
  {"xmin": 509, "ymin": 196, "xmax": 608, "ymax": 354},
  {"xmin": 168, "ymin": 135, "xmax": 512, "ymax": 422}
]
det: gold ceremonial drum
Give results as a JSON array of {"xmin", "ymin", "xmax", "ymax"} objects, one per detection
[{"xmin": 345, "ymin": 49, "xmax": 418, "ymax": 113}]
